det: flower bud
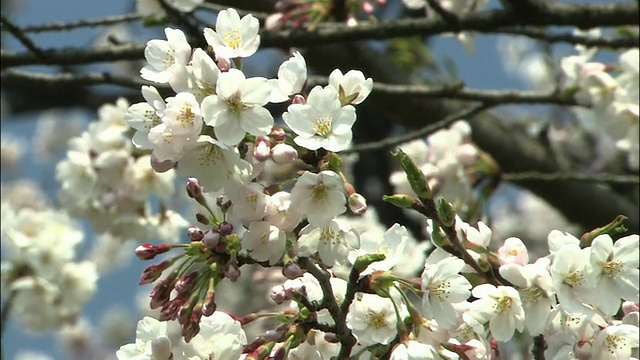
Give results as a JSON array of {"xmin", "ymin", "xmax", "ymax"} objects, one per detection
[
  {"xmin": 362, "ymin": 1, "xmax": 374, "ymax": 14},
  {"xmin": 265, "ymin": 13, "xmax": 285, "ymax": 31},
  {"xmin": 140, "ymin": 257, "xmax": 177, "ymax": 285},
  {"xmin": 181, "ymin": 318, "xmax": 200, "ymax": 343},
  {"xmin": 135, "ymin": 243, "xmax": 171, "ymax": 260},
  {"xmin": 254, "ymin": 137, "xmax": 271, "ymax": 162},
  {"xmin": 291, "ymin": 94, "xmax": 306, "ymax": 104},
  {"xmin": 282, "ymin": 262, "xmax": 303, "ymax": 279},
  {"xmin": 195, "ymin": 213, "xmax": 210, "ymax": 225},
  {"xmin": 202, "ymin": 230, "xmax": 221, "ymax": 249},
  {"xmin": 202, "ymin": 288, "xmax": 217, "ymax": 317},
  {"xmin": 223, "ymin": 262, "xmax": 241, "ymax": 282},
  {"xmin": 354, "ymin": 253, "xmax": 387, "ymax": 273},
  {"xmin": 215, "ymin": 55, "xmax": 231, "ymax": 72},
  {"xmin": 393, "ymin": 149, "xmax": 433, "ymax": 200},
  {"xmin": 187, "ymin": 226, "xmax": 204, "ymax": 241},
  {"xmin": 382, "ymin": 194, "xmax": 419, "ymax": 209},
  {"xmin": 186, "ymin": 178, "xmax": 203, "ymax": 199},
  {"xmin": 219, "ymin": 221, "xmax": 233, "ymax": 236},
  {"xmin": 174, "ymin": 272, "xmax": 198, "ymax": 294},
  {"xmin": 323, "ymin": 332, "xmax": 339, "ymax": 343},
  {"xmin": 270, "ymin": 127, "xmax": 286, "ymax": 141},
  {"xmin": 216, "ymin": 195, "xmax": 232, "ymax": 212},
  {"xmin": 271, "ymin": 144, "xmax": 298, "ymax": 164},
  {"xmin": 270, "ymin": 285, "xmax": 288, "ymax": 304},
  {"xmin": 348, "ymin": 192, "xmax": 367, "ymax": 215},
  {"xmin": 150, "ymin": 280, "xmax": 174, "ymax": 309},
  {"xmin": 436, "ymin": 198, "xmax": 456, "ymax": 228},
  {"xmin": 622, "ymin": 301, "xmax": 639, "ymax": 315}
]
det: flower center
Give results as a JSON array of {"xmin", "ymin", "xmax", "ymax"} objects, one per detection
[
  {"xmin": 311, "ymin": 182, "xmax": 328, "ymax": 203},
  {"xmin": 602, "ymin": 260, "xmax": 623, "ymax": 278},
  {"xmin": 227, "ymin": 95, "xmax": 248, "ymax": 115},
  {"xmin": 605, "ymin": 334, "xmax": 627, "ymax": 354},
  {"xmin": 223, "ymin": 29, "xmax": 242, "ymax": 49},
  {"xmin": 312, "ymin": 114, "xmax": 333, "ymax": 137},
  {"xmin": 563, "ymin": 270, "xmax": 585, "ymax": 287},
  {"xmin": 365, "ymin": 310, "xmax": 387, "ymax": 329},
  {"xmin": 429, "ymin": 280, "xmax": 451, "ymax": 302},
  {"xmin": 144, "ymin": 110, "xmax": 161, "ymax": 129},
  {"xmin": 522, "ymin": 287, "xmax": 543, "ymax": 304},
  {"xmin": 178, "ymin": 106, "xmax": 196, "ymax": 128},
  {"xmin": 200, "ymin": 145, "xmax": 222, "ymax": 167},
  {"xmin": 320, "ymin": 227, "xmax": 337, "ymax": 245},
  {"xmin": 493, "ymin": 293, "xmax": 512, "ymax": 314},
  {"xmin": 164, "ymin": 49, "xmax": 176, "ymax": 67}
]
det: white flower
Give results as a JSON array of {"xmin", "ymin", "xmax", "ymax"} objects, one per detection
[
  {"xmin": 141, "ymin": 27, "xmax": 191, "ymax": 84},
  {"xmin": 189, "ymin": 311, "xmax": 247, "ymax": 360},
  {"xmin": 290, "ymin": 171, "xmax": 346, "ymax": 227},
  {"xmin": 497, "ymin": 237, "xmax": 529, "ymax": 266},
  {"xmin": 389, "ymin": 341, "xmax": 439, "ymax": 360},
  {"xmin": 464, "ymin": 284, "xmax": 525, "ymax": 342},
  {"xmin": 203, "ymin": 8, "xmax": 260, "ymax": 59},
  {"xmin": 188, "ymin": 48, "xmax": 221, "ymax": 101},
  {"xmin": 147, "ymin": 123, "xmax": 192, "ymax": 162},
  {"xmin": 550, "ymin": 244, "xmax": 595, "ymax": 314},
  {"xmin": 328, "ymin": 69, "xmax": 373, "ymax": 105},
  {"xmin": 289, "ymin": 273, "xmax": 347, "ymax": 325},
  {"xmin": 265, "ymin": 191, "xmax": 302, "ymax": 232},
  {"xmin": 547, "ymin": 230, "xmax": 581, "ymax": 260},
  {"xmin": 269, "ymin": 51, "xmax": 307, "ymax": 103},
  {"xmin": 499, "ymin": 259, "xmax": 555, "ymax": 335},
  {"xmin": 348, "ymin": 223, "xmax": 409, "ymax": 276},
  {"xmin": 125, "ymin": 85, "xmax": 165, "ymax": 149},
  {"xmin": 228, "ymin": 182, "xmax": 269, "ymax": 224},
  {"xmin": 347, "ymin": 292, "xmax": 406, "ymax": 346},
  {"xmin": 421, "ymin": 255, "xmax": 472, "ymax": 329},
  {"xmin": 162, "ymin": 91, "xmax": 203, "ymax": 138},
  {"xmin": 588, "ymin": 234, "xmax": 640, "ymax": 316},
  {"xmin": 296, "ymin": 219, "xmax": 360, "ymax": 266},
  {"xmin": 591, "ymin": 324, "xmax": 639, "ymax": 360},
  {"xmin": 176, "ymin": 135, "xmax": 252, "ymax": 192},
  {"xmin": 283, "ymin": 85, "xmax": 356, "ymax": 152},
  {"xmin": 201, "ymin": 68, "xmax": 273, "ymax": 145},
  {"xmin": 242, "ymin": 221, "xmax": 286, "ymax": 265},
  {"xmin": 116, "ymin": 317, "xmax": 171, "ymax": 360}
]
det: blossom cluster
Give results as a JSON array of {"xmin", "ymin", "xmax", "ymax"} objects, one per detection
[
  {"xmin": 56, "ymin": 98, "xmax": 187, "ymax": 247},
  {"xmin": 561, "ymin": 44, "xmax": 639, "ymax": 170},
  {"xmin": 113, "ymin": 7, "xmax": 640, "ymax": 360},
  {"xmin": 1, "ymin": 202, "xmax": 98, "ymax": 331}
]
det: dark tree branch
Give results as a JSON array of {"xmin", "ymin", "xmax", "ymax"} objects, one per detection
[
  {"xmin": 503, "ymin": 171, "xmax": 639, "ymax": 185},
  {"xmin": 15, "ymin": 13, "xmax": 141, "ymax": 33},
  {"xmin": 2, "ymin": 2, "xmax": 637, "ymax": 69},
  {"xmin": 0, "ymin": 16, "xmax": 47, "ymax": 61},
  {"xmin": 496, "ymin": 27, "xmax": 639, "ymax": 49}
]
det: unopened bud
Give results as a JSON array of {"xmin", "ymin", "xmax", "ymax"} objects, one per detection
[
  {"xmin": 174, "ymin": 272, "xmax": 198, "ymax": 294},
  {"xmin": 203, "ymin": 230, "xmax": 221, "ymax": 249},
  {"xmin": 187, "ymin": 226, "xmax": 204, "ymax": 241},
  {"xmin": 622, "ymin": 301, "xmax": 639, "ymax": 315},
  {"xmin": 362, "ymin": 1, "xmax": 374, "ymax": 14},
  {"xmin": 186, "ymin": 178, "xmax": 203, "ymax": 199},
  {"xmin": 436, "ymin": 198, "xmax": 456, "ymax": 227},
  {"xmin": 215, "ymin": 55, "xmax": 231, "ymax": 72},
  {"xmin": 270, "ymin": 285, "xmax": 288, "ymax": 304},
  {"xmin": 282, "ymin": 262, "xmax": 303, "ymax": 279},
  {"xmin": 291, "ymin": 94, "xmax": 306, "ymax": 104},
  {"xmin": 270, "ymin": 127, "xmax": 286, "ymax": 142},
  {"xmin": 348, "ymin": 192, "xmax": 367, "ymax": 215},
  {"xmin": 254, "ymin": 137, "xmax": 271, "ymax": 162},
  {"xmin": 135, "ymin": 243, "xmax": 171, "ymax": 260},
  {"xmin": 216, "ymin": 195, "xmax": 232, "ymax": 212},
  {"xmin": 323, "ymin": 332, "xmax": 340, "ymax": 343},
  {"xmin": 265, "ymin": 13, "xmax": 285, "ymax": 31},
  {"xmin": 393, "ymin": 149, "xmax": 433, "ymax": 200},
  {"xmin": 223, "ymin": 262, "xmax": 241, "ymax": 282},
  {"xmin": 140, "ymin": 257, "xmax": 177, "ymax": 285},
  {"xmin": 196, "ymin": 213, "xmax": 210, "ymax": 225},
  {"xmin": 202, "ymin": 288, "xmax": 217, "ymax": 316},
  {"xmin": 382, "ymin": 194, "xmax": 419, "ymax": 209},
  {"xmin": 271, "ymin": 144, "xmax": 298, "ymax": 164},
  {"xmin": 181, "ymin": 318, "xmax": 200, "ymax": 343},
  {"xmin": 219, "ymin": 221, "xmax": 233, "ymax": 235},
  {"xmin": 354, "ymin": 253, "xmax": 386, "ymax": 273}
]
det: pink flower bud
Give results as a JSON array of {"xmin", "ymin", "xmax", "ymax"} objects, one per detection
[
  {"xmin": 181, "ymin": 318, "xmax": 200, "ymax": 343},
  {"xmin": 219, "ymin": 221, "xmax": 233, "ymax": 235},
  {"xmin": 271, "ymin": 144, "xmax": 298, "ymax": 164},
  {"xmin": 224, "ymin": 263, "xmax": 241, "ymax": 282},
  {"xmin": 140, "ymin": 258, "xmax": 175, "ymax": 285},
  {"xmin": 187, "ymin": 226, "xmax": 204, "ymax": 241},
  {"xmin": 186, "ymin": 178, "xmax": 203, "ymax": 199},
  {"xmin": 362, "ymin": 1, "xmax": 374, "ymax": 14},
  {"xmin": 196, "ymin": 213, "xmax": 210, "ymax": 225},
  {"xmin": 203, "ymin": 230, "xmax": 221, "ymax": 249},
  {"xmin": 348, "ymin": 192, "xmax": 367, "ymax": 215},
  {"xmin": 497, "ymin": 237, "xmax": 529, "ymax": 266},
  {"xmin": 216, "ymin": 55, "xmax": 231, "ymax": 72},
  {"xmin": 254, "ymin": 141, "xmax": 271, "ymax": 163},
  {"xmin": 202, "ymin": 289, "xmax": 217, "ymax": 317},
  {"xmin": 150, "ymin": 278, "xmax": 175, "ymax": 309},
  {"xmin": 270, "ymin": 285, "xmax": 288, "ymax": 304},
  {"xmin": 174, "ymin": 272, "xmax": 198, "ymax": 294},
  {"xmin": 282, "ymin": 262, "xmax": 303, "ymax": 279},
  {"xmin": 150, "ymin": 156, "xmax": 176, "ymax": 173},
  {"xmin": 135, "ymin": 243, "xmax": 171, "ymax": 260},
  {"xmin": 291, "ymin": 94, "xmax": 306, "ymax": 104},
  {"xmin": 270, "ymin": 127, "xmax": 286, "ymax": 141},
  {"xmin": 265, "ymin": 13, "xmax": 285, "ymax": 31}
]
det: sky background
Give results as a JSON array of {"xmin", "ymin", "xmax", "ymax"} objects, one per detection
[{"xmin": 0, "ymin": 0, "xmax": 602, "ymax": 358}]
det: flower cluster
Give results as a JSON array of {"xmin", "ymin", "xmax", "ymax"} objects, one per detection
[
  {"xmin": 115, "ymin": 7, "xmax": 639, "ymax": 360},
  {"xmin": 1, "ymin": 203, "xmax": 98, "ymax": 331},
  {"xmin": 56, "ymin": 98, "xmax": 187, "ymax": 249},
  {"xmin": 561, "ymin": 45, "xmax": 639, "ymax": 170}
]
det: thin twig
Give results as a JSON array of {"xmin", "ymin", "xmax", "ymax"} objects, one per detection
[
  {"xmin": 0, "ymin": 16, "xmax": 48, "ymax": 61},
  {"xmin": 15, "ymin": 13, "xmax": 142, "ymax": 33},
  {"xmin": 496, "ymin": 27, "xmax": 640, "ymax": 49},
  {"xmin": 343, "ymin": 103, "xmax": 492, "ymax": 154},
  {"xmin": 503, "ymin": 171, "xmax": 640, "ymax": 185}
]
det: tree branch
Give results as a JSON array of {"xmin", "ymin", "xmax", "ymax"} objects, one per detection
[
  {"xmin": 502, "ymin": 171, "xmax": 640, "ymax": 185},
  {"xmin": 2, "ymin": 2, "xmax": 637, "ymax": 69},
  {"xmin": 15, "ymin": 13, "xmax": 141, "ymax": 33}
]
